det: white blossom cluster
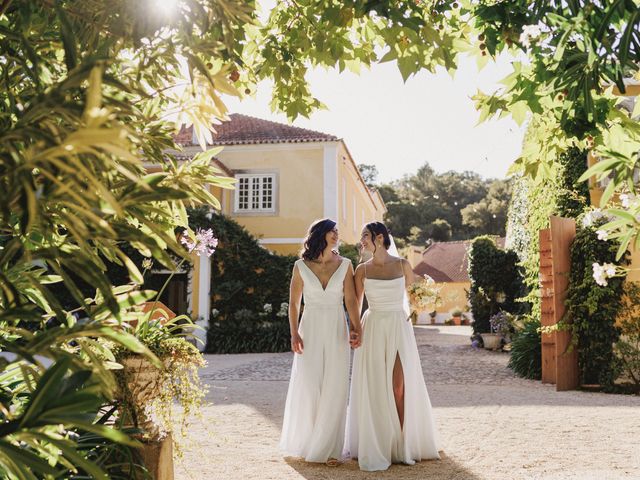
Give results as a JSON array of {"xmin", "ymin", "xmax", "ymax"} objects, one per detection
[
  {"xmin": 592, "ymin": 262, "xmax": 617, "ymax": 287},
  {"xmin": 276, "ymin": 302, "xmax": 289, "ymax": 318},
  {"xmin": 582, "ymin": 208, "xmax": 614, "ymax": 228},
  {"xmin": 519, "ymin": 24, "xmax": 542, "ymax": 48}
]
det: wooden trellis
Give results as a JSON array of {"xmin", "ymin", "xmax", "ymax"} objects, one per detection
[{"xmin": 539, "ymin": 216, "xmax": 579, "ymax": 391}]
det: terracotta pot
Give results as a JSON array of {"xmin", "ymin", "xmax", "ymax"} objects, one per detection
[{"xmin": 452, "ymin": 315, "xmax": 462, "ymax": 326}]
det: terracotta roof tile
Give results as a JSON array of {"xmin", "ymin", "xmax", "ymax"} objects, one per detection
[
  {"xmin": 175, "ymin": 113, "xmax": 338, "ymax": 146},
  {"xmin": 413, "ymin": 237, "xmax": 505, "ymax": 283}
]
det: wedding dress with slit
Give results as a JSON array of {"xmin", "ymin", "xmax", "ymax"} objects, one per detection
[
  {"xmin": 280, "ymin": 258, "xmax": 351, "ymax": 462},
  {"xmin": 346, "ymin": 264, "xmax": 440, "ymax": 471}
]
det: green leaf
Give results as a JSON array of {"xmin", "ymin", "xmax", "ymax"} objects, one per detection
[{"xmin": 0, "ymin": 440, "xmax": 58, "ymax": 476}]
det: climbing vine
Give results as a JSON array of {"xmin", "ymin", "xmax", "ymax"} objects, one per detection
[{"xmin": 566, "ymin": 218, "xmax": 629, "ymax": 389}]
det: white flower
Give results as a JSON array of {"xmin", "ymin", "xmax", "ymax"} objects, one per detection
[
  {"xmin": 141, "ymin": 258, "xmax": 153, "ymax": 270},
  {"xmin": 596, "ymin": 229, "xmax": 608, "ymax": 241},
  {"xmin": 620, "ymin": 193, "xmax": 634, "ymax": 208},
  {"xmin": 592, "ymin": 263, "xmax": 608, "ymax": 286},
  {"xmin": 263, "ymin": 303, "xmax": 272, "ymax": 313},
  {"xmin": 604, "ymin": 263, "xmax": 617, "ymax": 277},
  {"xmin": 211, "ymin": 308, "xmax": 220, "ymax": 317},
  {"xmin": 519, "ymin": 24, "xmax": 542, "ymax": 48},
  {"xmin": 592, "ymin": 262, "xmax": 617, "ymax": 287},
  {"xmin": 277, "ymin": 302, "xmax": 289, "ymax": 318},
  {"xmin": 582, "ymin": 208, "xmax": 614, "ymax": 228},
  {"xmin": 495, "ymin": 292, "xmax": 507, "ymax": 304}
]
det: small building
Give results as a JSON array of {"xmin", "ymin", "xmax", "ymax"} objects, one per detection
[{"xmin": 411, "ymin": 238, "xmax": 505, "ymax": 324}]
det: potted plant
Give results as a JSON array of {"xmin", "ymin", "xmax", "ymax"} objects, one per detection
[
  {"xmin": 114, "ymin": 314, "xmax": 207, "ymax": 478},
  {"xmin": 429, "ymin": 310, "xmax": 437, "ymax": 325},
  {"xmin": 450, "ymin": 307, "xmax": 463, "ymax": 326},
  {"xmin": 482, "ymin": 311, "xmax": 513, "ymax": 350}
]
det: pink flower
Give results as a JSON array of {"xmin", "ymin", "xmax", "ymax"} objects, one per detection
[{"xmin": 181, "ymin": 228, "xmax": 218, "ymax": 257}]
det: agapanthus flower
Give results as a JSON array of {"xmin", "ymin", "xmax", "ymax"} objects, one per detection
[{"xmin": 181, "ymin": 228, "xmax": 218, "ymax": 257}]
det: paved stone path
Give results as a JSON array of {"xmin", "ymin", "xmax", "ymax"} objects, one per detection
[{"xmin": 177, "ymin": 326, "xmax": 640, "ymax": 480}]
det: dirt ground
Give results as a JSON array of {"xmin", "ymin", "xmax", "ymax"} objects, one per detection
[{"xmin": 175, "ymin": 326, "xmax": 640, "ymax": 480}]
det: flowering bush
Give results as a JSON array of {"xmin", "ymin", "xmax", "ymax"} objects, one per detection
[
  {"xmin": 489, "ymin": 311, "xmax": 514, "ymax": 337},
  {"xmin": 566, "ymin": 217, "xmax": 629, "ymax": 388}
]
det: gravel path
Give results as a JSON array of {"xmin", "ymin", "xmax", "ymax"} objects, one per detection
[{"xmin": 176, "ymin": 326, "xmax": 640, "ymax": 480}]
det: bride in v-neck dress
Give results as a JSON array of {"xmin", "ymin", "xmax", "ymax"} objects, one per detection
[{"xmin": 280, "ymin": 219, "xmax": 362, "ymax": 464}]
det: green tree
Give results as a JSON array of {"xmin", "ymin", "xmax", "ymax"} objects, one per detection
[
  {"xmin": 380, "ymin": 162, "xmax": 493, "ymax": 241},
  {"xmin": 461, "ymin": 179, "xmax": 512, "ymax": 236},
  {"xmin": 358, "ymin": 163, "xmax": 379, "ymax": 187}
]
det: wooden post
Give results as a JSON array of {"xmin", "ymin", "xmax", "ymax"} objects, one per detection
[
  {"xmin": 539, "ymin": 228, "xmax": 556, "ymax": 384},
  {"xmin": 549, "ymin": 216, "xmax": 578, "ymax": 391}
]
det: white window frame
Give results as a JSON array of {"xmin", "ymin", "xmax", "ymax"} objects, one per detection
[{"xmin": 234, "ymin": 172, "xmax": 277, "ymax": 214}]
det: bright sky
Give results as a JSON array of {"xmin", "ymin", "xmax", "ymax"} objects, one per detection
[{"xmin": 224, "ymin": 51, "xmax": 526, "ymax": 184}]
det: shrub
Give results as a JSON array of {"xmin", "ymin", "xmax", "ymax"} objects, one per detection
[
  {"xmin": 468, "ymin": 236, "xmax": 525, "ymax": 334},
  {"xmin": 339, "ymin": 243, "xmax": 361, "ymax": 269},
  {"xmin": 188, "ymin": 207, "xmax": 297, "ymax": 353},
  {"xmin": 566, "ymin": 219, "xmax": 629, "ymax": 388},
  {"xmin": 508, "ymin": 317, "xmax": 542, "ymax": 380}
]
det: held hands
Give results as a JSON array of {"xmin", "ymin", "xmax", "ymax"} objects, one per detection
[
  {"xmin": 291, "ymin": 332, "xmax": 304, "ymax": 354},
  {"xmin": 349, "ymin": 325, "xmax": 362, "ymax": 349}
]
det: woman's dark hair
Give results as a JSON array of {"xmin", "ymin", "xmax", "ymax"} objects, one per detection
[
  {"xmin": 301, "ymin": 218, "xmax": 337, "ymax": 261},
  {"xmin": 365, "ymin": 221, "xmax": 391, "ymax": 254}
]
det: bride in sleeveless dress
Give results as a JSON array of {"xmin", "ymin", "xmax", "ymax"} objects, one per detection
[
  {"xmin": 280, "ymin": 219, "xmax": 362, "ymax": 465},
  {"xmin": 346, "ymin": 221, "xmax": 440, "ymax": 471}
]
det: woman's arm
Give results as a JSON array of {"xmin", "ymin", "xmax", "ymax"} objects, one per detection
[
  {"xmin": 344, "ymin": 261, "xmax": 362, "ymax": 348},
  {"xmin": 288, "ymin": 263, "xmax": 304, "ymax": 354},
  {"xmin": 402, "ymin": 258, "xmax": 417, "ymax": 288},
  {"xmin": 354, "ymin": 263, "xmax": 366, "ymax": 313}
]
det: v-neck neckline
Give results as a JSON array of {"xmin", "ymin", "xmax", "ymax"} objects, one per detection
[{"xmin": 301, "ymin": 259, "xmax": 344, "ymax": 292}]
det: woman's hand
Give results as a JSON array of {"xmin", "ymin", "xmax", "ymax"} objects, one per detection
[
  {"xmin": 291, "ymin": 332, "xmax": 304, "ymax": 354},
  {"xmin": 349, "ymin": 325, "xmax": 362, "ymax": 349}
]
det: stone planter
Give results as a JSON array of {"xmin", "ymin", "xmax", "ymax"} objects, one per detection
[
  {"xmin": 480, "ymin": 333, "xmax": 502, "ymax": 350},
  {"xmin": 121, "ymin": 356, "xmax": 174, "ymax": 480},
  {"xmin": 121, "ymin": 356, "xmax": 166, "ymax": 437}
]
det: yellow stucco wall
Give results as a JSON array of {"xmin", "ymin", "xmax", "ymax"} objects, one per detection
[
  {"xmin": 436, "ymin": 282, "xmax": 470, "ymax": 314},
  {"xmin": 214, "ymin": 144, "xmax": 325, "ymax": 239},
  {"xmin": 336, "ymin": 142, "xmax": 385, "ymax": 245}
]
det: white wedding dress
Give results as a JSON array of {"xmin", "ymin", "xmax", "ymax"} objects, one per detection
[
  {"xmin": 346, "ymin": 268, "xmax": 440, "ymax": 471},
  {"xmin": 279, "ymin": 258, "xmax": 351, "ymax": 462}
]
